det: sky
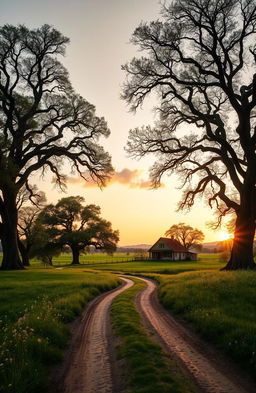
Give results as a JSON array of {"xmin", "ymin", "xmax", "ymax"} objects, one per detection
[{"xmin": 0, "ymin": 0, "xmax": 228, "ymax": 245}]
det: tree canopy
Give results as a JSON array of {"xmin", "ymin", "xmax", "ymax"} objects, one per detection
[
  {"xmin": 165, "ymin": 223, "xmax": 204, "ymax": 250},
  {"xmin": 38, "ymin": 196, "xmax": 119, "ymax": 264},
  {"xmin": 0, "ymin": 24, "xmax": 113, "ymax": 269},
  {"xmin": 123, "ymin": 0, "xmax": 256, "ymax": 269}
]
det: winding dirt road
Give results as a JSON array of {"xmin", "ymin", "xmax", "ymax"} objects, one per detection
[
  {"xmin": 136, "ymin": 276, "xmax": 255, "ymax": 393},
  {"xmin": 57, "ymin": 277, "xmax": 134, "ymax": 393},
  {"xmin": 54, "ymin": 275, "xmax": 256, "ymax": 393}
]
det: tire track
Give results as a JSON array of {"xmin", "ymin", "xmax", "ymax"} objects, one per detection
[
  {"xmin": 59, "ymin": 277, "xmax": 133, "ymax": 393},
  {"xmin": 135, "ymin": 276, "xmax": 255, "ymax": 393}
]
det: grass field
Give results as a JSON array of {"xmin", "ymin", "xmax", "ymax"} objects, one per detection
[
  {"xmin": 147, "ymin": 270, "xmax": 256, "ymax": 378},
  {"xmin": 0, "ymin": 268, "xmax": 121, "ymax": 393},
  {"xmin": 111, "ymin": 278, "xmax": 196, "ymax": 393},
  {"xmin": 2, "ymin": 254, "xmax": 255, "ymax": 391},
  {"xmin": 48, "ymin": 253, "xmax": 136, "ymax": 266},
  {"xmin": 86, "ymin": 253, "xmax": 226, "ymax": 274}
]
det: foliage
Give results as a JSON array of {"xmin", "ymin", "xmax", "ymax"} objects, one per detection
[
  {"xmin": 153, "ymin": 270, "xmax": 256, "ymax": 378},
  {"xmin": 38, "ymin": 196, "xmax": 119, "ymax": 264},
  {"xmin": 165, "ymin": 222, "xmax": 204, "ymax": 250},
  {"xmin": 0, "ymin": 24, "xmax": 113, "ymax": 269},
  {"xmin": 122, "ymin": 0, "xmax": 256, "ymax": 269},
  {"xmin": 0, "ymin": 268, "xmax": 120, "ymax": 392},
  {"xmin": 111, "ymin": 278, "xmax": 196, "ymax": 393}
]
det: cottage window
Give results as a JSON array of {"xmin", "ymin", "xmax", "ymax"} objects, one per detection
[{"xmin": 159, "ymin": 243, "xmax": 165, "ymax": 248}]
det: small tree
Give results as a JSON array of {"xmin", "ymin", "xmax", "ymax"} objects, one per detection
[
  {"xmin": 0, "ymin": 24, "xmax": 113, "ymax": 270},
  {"xmin": 123, "ymin": 0, "xmax": 256, "ymax": 269},
  {"xmin": 39, "ymin": 196, "xmax": 119, "ymax": 265},
  {"xmin": 165, "ymin": 223, "xmax": 204, "ymax": 250}
]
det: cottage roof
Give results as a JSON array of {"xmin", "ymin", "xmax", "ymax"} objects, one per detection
[{"xmin": 148, "ymin": 237, "xmax": 190, "ymax": 253}]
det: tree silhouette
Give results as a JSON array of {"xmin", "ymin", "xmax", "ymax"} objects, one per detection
[
  {"xmin": 165, "ymin": 223, "xmax": 204, "ymax": 250},
  {"xmin": 0, "ymin": 25, "xmax": 113, "ymax": 270},
  {"xmin": 123, "ymin": 0, "xmax": 256, "ymax": 270},
  {"xmin": 38, "ymin": 196, "xmax": 119, "ymax": 265}
]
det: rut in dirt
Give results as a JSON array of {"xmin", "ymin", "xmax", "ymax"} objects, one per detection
[
  {"xmin": 136, "ymin": 276, "xmax": 256, "ymax": 393},
  {"xmin": 58, "ymin": 277, "xmax": 133, "ymax": 393}
]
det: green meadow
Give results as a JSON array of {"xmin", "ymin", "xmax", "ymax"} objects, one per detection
[
  {"xmin": 1, "ymin": 254, "xmax": 256, "ymax": 391},
  {"xmin": 86, "ymin": 253, "xmax": 226, "ymax": 274},
  {"xmin": 0, "ymin": 268, "xmax": 121, "ymax": 393},
  {"xmin": 148, "ymin": 270, "xmax": 256, "ymax": 378},
  {"xmin": 51, "ymin": 253, "xmax": 135, "ymax": 265}
]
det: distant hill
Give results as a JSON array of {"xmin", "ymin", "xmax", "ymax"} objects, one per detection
[
  {"xmin": 201, "ymin": 241, "xmax": 225, "ymax": 253},
  {"xmin": 117, "ymin": 244, "xmax": 151, "ymax": 253},
  {"xmin": 119, "ymin": 244, "xmax": 152, "ymax": 249}
]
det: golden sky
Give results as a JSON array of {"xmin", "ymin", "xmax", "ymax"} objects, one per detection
[{"xmin": 2, "ymin": 0, "xmax": 227, "ymax": 245}]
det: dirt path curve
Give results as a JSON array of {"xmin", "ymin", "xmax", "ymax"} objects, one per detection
[
  {"xmin": 136, "ymin": 276, "xmax": 256, "ymax": 393},
  {"xmin": 58, "ymin": 277, "xmax": 133, "ymax": 393}
]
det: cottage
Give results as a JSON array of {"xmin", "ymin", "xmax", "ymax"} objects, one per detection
[{"xmin": 148, "ymin": 237, "xmax": 197, "ymax": 261}]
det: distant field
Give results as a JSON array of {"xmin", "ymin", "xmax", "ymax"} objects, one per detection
[
  {"xmin": 45, "ymin": 253, "xmax": 136, "ymax": 266},
  {"xmin": 86, "ymin": 253, "xmax": 226, "ymax": 274}
]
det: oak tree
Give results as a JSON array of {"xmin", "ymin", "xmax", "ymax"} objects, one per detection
[
  {"xmin": 123, "ymin": 0, "xmax": 256, "ymax": 269},
  {"xmin": 38, "ymin": 196, "xmax": 119, "ymax": 265},
  {"xmin": 0, "ymin": 25, "xmax": 113, "ymax": 269},
  {"xmin": 165, "ymin": 223, "xmax": 204, "ymax": 250}
]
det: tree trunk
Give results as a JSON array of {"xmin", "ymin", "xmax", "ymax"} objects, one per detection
[
  {"xmin": 71, "ymin": 245, "xmax": 80, "ymax": 265},
  {"xmin": 0, "ymin": 190, "xmax": 24, "ymax": 270},
  {"xmin": 223, "ymin": 206, "xmax": 256, "ymax": 270},
  {"xmin": 18, "ymin": 238, "xmax": 30, "ymax": 267}
]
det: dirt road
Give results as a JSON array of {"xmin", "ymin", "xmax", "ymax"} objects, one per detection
[
  {"xmin": 58, "ymin": 277, "xmax": 133, "ymax": 393},
  {"xmin": 136, "ymin": 276, "xmax": 255, "ymax": 393},
  {"xmin": 55, "ymin": 275, "xmax": 255, "ymax": 393}
]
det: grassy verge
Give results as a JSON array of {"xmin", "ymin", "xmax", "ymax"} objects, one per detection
[
  {"xmin": 0, "ymin": 268, "xmax": 121, "ymax": 393},
  {"xmin": 149, "ymin": 270, "xmax": 256, "ymax": 378},
  {"xmin": 111, "ymin": 278, "xmax": 196, "ymax": 393}
]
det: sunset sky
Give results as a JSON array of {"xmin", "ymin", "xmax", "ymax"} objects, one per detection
[{"xmin": 0, "ymin": 0, "xmax": 228, "ymax": 245}]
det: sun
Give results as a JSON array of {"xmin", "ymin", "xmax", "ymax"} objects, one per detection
[{"xmin": 218, "ymin": 231, "xmax": 232, "ymax": 241}]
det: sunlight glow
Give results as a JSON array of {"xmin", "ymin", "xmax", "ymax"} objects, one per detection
[{"xmin": 218, "ymin": 231, "xmax": 233, "ymax": 241}]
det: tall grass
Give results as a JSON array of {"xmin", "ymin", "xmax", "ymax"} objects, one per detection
[
  {"xmin": 0, "ymin": 268, "xmax": 121, "ymax": 393},
  {"xmin": 151, "ymin": 270, "xmax": 256, "ymax": 378},
  {"xmin": 111, "ymin": 278, "xmax": 197, "ymax": 393}
]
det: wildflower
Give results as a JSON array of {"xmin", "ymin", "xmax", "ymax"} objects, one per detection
[{"xmin": 37, "ymin": 338, "xmax": 42, "ymax": 343}]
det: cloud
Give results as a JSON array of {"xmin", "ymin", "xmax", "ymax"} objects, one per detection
[{"xmin": 66, "ymin": 168, "xmax": 164, "ymax": 189}]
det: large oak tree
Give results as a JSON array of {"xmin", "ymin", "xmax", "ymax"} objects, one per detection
[
  {"xmin": 123, "ymin": 0, "xmax": 256, "ymax": 269},
  {"xmin": 38, "ymin": 196, "xmax": 119, "ymax": 265},
  {"xmin": 0, "ymin": 25, "xmax": 113, "ymax": 269}
]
